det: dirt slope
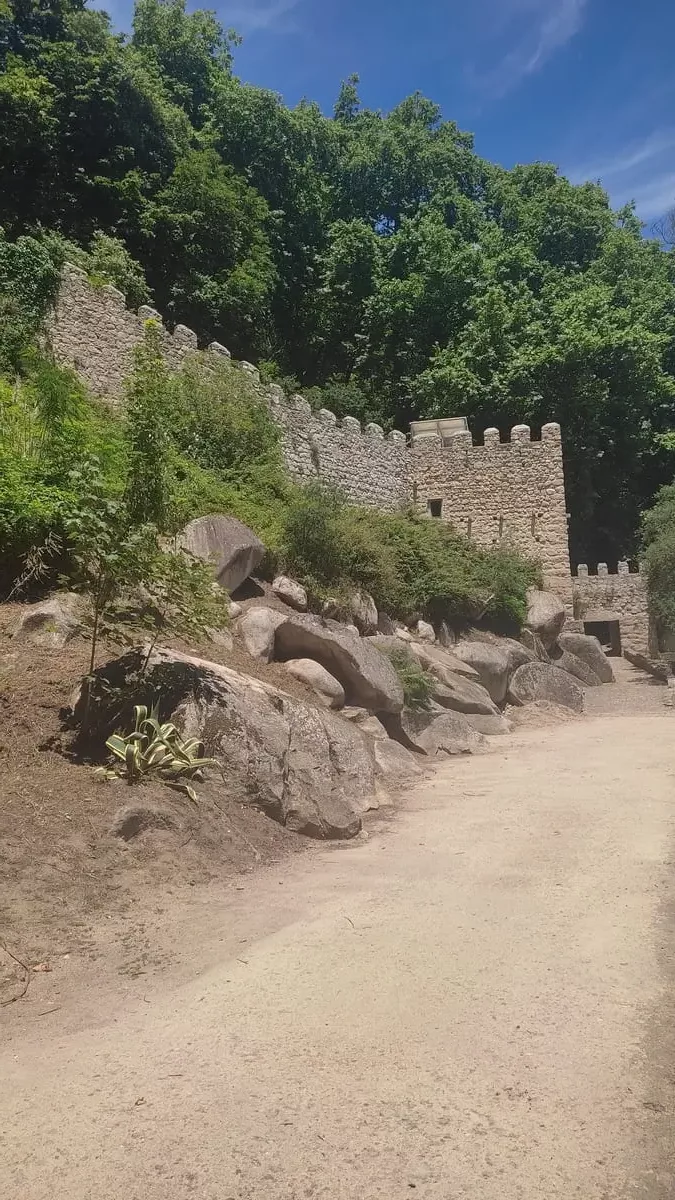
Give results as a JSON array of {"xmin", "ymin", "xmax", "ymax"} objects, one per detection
[{"xmin": 3, "ymin": 669, "xmax": 675, "ymax": 1199}]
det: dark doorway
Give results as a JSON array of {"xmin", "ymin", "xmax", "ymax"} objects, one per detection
[{"xmin": 584, "ymin": 620, "xmax": 621, "ymax": 657}]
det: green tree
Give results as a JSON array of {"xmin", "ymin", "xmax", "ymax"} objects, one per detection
[{"xmin": 144, "ymin": 149, "xmax": 276, "ymax": 355}]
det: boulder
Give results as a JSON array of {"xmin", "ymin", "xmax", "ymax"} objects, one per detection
[
  {"xmin": 430, "ymin": 675, "xmax": 500, "ymax": 717},
  {"xmin": 520, "ymin": 628, "xmax": 550, "ymax": 661},
  {"xmin": 272, "ymin": 575, "xmax": 308, "ymax": 612},
  {"xmin": 394, "ymin": 626, "xmax": 413, "ymax": 642},
  {"xmin": 464, "ymin": 712, "xmax": 512, "ymax": 737},
  {"xmin": 11, "ymin": 593, "xmax": 83, "ymax": 649},
  {"xmin": 452, "ymin": 641, "xmax": 511, "ymax": 705},
  {"xmin": 349, "ymin": 590, "xmax": 378, "ymax": 635},
  {"xmin": 437, "ymin": 621, "xmax": 456, "ymax": 649},
  {"xmin": 377, "ymin": 612, "xmax": 397, "ymax": 636},
  {"xmin": 178, "ymin": 514, "xmax": 264, "ymax": 593},
  {"xmin": 497, "ymin": 637, "xmax": 536, "ymax": 674},
  {"xmin": 274, "ymin": 615, "xmax": 403, "ymax": 713},
  {"xmin": 407, "ymin": 642, "xmax": 480, "ymax": 682},
  {"xmin": 549, "ymin": 647, "xmax": 601, "ymax": 687},
  {"xmin": 558, "ymin": 632, "xmax": 614, "ymax": 683},
  {"xmin": 524, "ymin": 588, "xmax": 566, "ymax": 649},
  {"xmin": 415, "ymin": 620, "xmax": 436, "ymax": 644},
  {"xmin": 507, "ymin": 661, "xmax": 584, "ymax": 713},
  {"xmin": 402, "ymin": 707, "xmax": 487, "ymax": 757},
  {"xmin": 283, "ymin": 658, "xmax": 345, "ymax": 709},
  {"xmin": 227, "ymin": 601, "xmax": 243, "ymax": 620},
  {"xmin": 77, "ymin": 647, "xmax": 379, "ymax": 840},
  {"xmin": 239, "ymin": 606, "xmax": 285, "ymax": 662},
  {"xmin": 372, "ymin": 738, "xmax": 425, "ymax": 785}
]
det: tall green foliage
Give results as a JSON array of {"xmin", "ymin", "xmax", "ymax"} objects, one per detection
[{"xmin": 0, "ymin": 0, "xmax": 675, "ymax": 562}]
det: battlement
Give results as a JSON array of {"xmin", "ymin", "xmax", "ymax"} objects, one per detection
[
  {"xmin": 571, "ymin": 561, "xmax": 650, "ymax": 652},
  {"xmin": 48, "ymin": 264, "xmax": 571, "ymax": 572},
  {"xmin": 573, "ymin": 562, "xmax": 643, "ymax": 577},
  {"xmin": 412, "ymin": 423, "xmax": 562, "ymax": 449}
]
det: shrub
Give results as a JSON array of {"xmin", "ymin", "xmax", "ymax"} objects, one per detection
[
  {"xmin": 278, "ymin": 485, "xmax": 539, "ymax": 630},
  {"xmin": 39, "ymin": 229, "xmax": 151, "ymax": 309},
  {"xmin": 382, "ymin": 646, "xmax": 435, "ymax": 710},
  {"xmin": 166, "ymin": 354, "xmax": 283, "ymax": 477},
  {"xmin": 642, "ymin": 482, "xmax": 675, "ymax": 636}
]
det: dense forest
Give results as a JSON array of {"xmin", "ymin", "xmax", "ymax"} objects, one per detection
[{"xmin": 2, "ymin": 0, "xmax": 675, "ymax": 566}]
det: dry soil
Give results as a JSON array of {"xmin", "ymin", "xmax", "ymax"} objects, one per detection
[{"xmin": 2, "ymin": 660, "xmax": 675, "ymax": 1198}]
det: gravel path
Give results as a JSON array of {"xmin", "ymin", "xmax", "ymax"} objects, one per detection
[{"xmin": 3, "ymin": 662, "xmax": 675, "ymax": 1199}]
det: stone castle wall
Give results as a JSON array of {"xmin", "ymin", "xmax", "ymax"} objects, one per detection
[
  {"xmin": 411, "ymin": 423, "xmax": 572, "ymax": 605},
  {"xmin": 48, "ymin": 264, "xmax": 571, "ymax": 583},
  {"xmin": 49, "ymin": 264, "xmax": 409, "ymax": 513},
  {"xmin": 571, "ymin": 564, "xmax": 651, "ymax": 652}
]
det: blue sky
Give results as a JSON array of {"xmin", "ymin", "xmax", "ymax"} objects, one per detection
[{"xmin": 103, "ymin": 0, "xmax": 675, "ymax": 226}]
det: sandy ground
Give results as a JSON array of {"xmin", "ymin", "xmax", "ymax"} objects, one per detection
[{"xmin": 3, "ymin": 663, "xmax": 675, "ymax": 1199}]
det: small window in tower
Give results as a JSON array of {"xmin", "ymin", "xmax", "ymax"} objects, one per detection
[
  {"xmin": 498, "ymin": 515, "xmax": 505, "ymax": 538},
  {"xmin": 466, "ymin": 517, "xmax": 473, "ymax": 539},
  {"xmin": 428, "ymin": 499, "xmax": 442, "ymax": 519}
]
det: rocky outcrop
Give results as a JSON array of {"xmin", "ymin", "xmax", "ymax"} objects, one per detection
[
  {"xmin": 283, "ymin": 658, "xmax": 345, "ymax": 709},
  {"xmin": 558, "ymin": 632, "xmax": 614, "ymax": 683},
  {"xmin": 349, "ymin": 591, "xmax": 378, "ymax": 635},
  {"xmin": 272, "ymin": 575, "xmax": 308, "ymax": 612},
  {"xmin": 372, "ymin": 738, "xmax": 425, "ymax": 785},
  {"xmin": 274, "ymin": 615, "xmax": 403, "ymax": 713},
  {"xmin": 524, "ymin": 588, "xmax": 566, "ymax": 649},
  {"xmin": 507, "ymin": 661, "xmax": 584, "ymax": 713},
  {"xmin": 239, "ymin": 606, "xmax": 284, "ymax": 661},
  {"xmin": 402, "ymin": 707, "xmax": 486, "ymax": 757},
  {"xmin": 415, "ymin": 620, "xmax": 436, "ymax": 644},
  {"xmin": 464, "ymin": 712, "xmax": 512, "ymax": 736},
  {"xmin": 520, "ymin": 628, "xmax": 550, "ymax": 661},
  {"xmin": 406, "ymin": 642, "xmax": 480, "ymax": 682},
  {"xmin": 452, "ymin": 641, "xmax": 511, "ymax": 705},
  {"xmin": 11, "ymin": 593, "xmax": 83, "ymax": 649},
  {"xmin": 178, "ymin": 514, "xmax": 264, "ymax": 593},
  {"xmin": 429, "ymin": 675, "xmax": 499, "ymax": 716},
  {"xmin": 77, "ymin": 647, "xmax": 381, "ymax": 840},
  {"xmin": 549, "ymin": 647, "xmax": 601, "ymax": 687}
]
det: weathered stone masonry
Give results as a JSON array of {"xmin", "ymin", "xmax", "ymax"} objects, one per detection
[
  {"xmin": 411, "ymin": 424, "xmax": 572, "ymax": 608},
  {"xmin": 48, "ymin": 265, "xmax": 652, "ymax": 649},
  {"xmin": 572, "ymin": 563, "xmax": 651, "ymax": 654}
]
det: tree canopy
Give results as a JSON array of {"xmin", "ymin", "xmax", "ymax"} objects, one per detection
[{"xmin": 2, "ymin": 0, "xmax": 675, "ymax": 564}]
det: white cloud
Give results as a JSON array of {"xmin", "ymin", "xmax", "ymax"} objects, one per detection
[
  {"xmin": 567, "ymin": 129, "xmax": 675, "ymax": 219},
  {"xmin": 224, "ymin": 0, "xmax": 301, "ymax": 36},
  {"xmin": 625, "ymin": 172, "xmax": 675, "ymax": 220},
  {"xmin": 470, "ymin": 0, "xmax": 588, "ymax": 97},
  {"xmin": 569, "ymin": 131, "xmax": 675, "ymax": 183}
]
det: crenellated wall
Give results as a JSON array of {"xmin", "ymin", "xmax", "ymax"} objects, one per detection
[
  {"xmin": 411, "ymin": 424, "xmax": 572, "ymax": 605},
  {"xmin": 571, "ymin": 563, "xmax": 651, "ymax": 652},
  {"xmin": 48, "ymin": 264, "xmax": 573, "ymax": 585},
  {"xmin": 49, "ymin": 263, "xmax": 409, "ymax": 513},
  {"xmin": 266, "ymin": 388, "xmax": 409, "ymax": 511}
]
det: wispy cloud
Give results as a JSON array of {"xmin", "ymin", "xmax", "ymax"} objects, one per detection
[
  {"xmin": 569, "ymin": 131, "xmax": 675, "ymax": 183},
  {"xmin": 469, "ymin": 0, "xmax": 588, "ymax": 97},
  {"xmin": 225, "ymin": 0, "xmax": 301, "ymax": 36},
  {"xmin": 568, "ymin": 129, "xmax": 675, "ymax": 219}
]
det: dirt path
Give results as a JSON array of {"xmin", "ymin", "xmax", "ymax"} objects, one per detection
[{"xmin": 3, "ymin": 675, "xmax": 675, "ymax": 1198}]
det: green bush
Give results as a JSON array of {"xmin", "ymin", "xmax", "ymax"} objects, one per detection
[
  {"xmin": 166, "ymin": 354, "xmax": 283, "ymax": 477},
  {"xmin": 39, "ymin": 230, "xmax": 151, "ymax": 309},
  {"xmin": 382, "ymin": 646, "xmax": 435, "ymax": 710},
  {"xmin": 642, "ymin": 482, "xmax": 675, "ymax": 636},
  {"xmin": 279, "ymin": 484, "xmax": 539, "ymax": 629}
]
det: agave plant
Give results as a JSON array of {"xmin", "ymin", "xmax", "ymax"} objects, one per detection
[{"xmin": 95, "ymin": 703, "xmax": 222, "ymax": 802}]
